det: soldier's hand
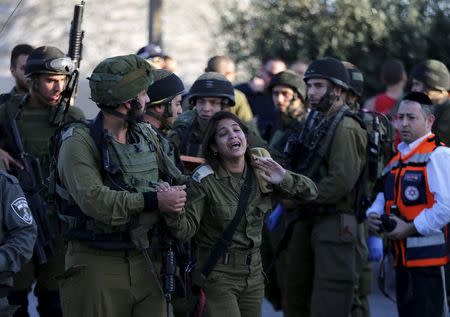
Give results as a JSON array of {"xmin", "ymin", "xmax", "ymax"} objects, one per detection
[
  {"xmin": 156, "ymin": 182, "xmax": 171, "ymax": 192},
  {"xmin": 367, "ymin": 212, "xmax": 382, "ymax": 233},
  {"xmin": 157, "ymin": 185, "xmax": 187, "ymax": 213},
  {"xmin": 252, "ymin": 157, "xmax": 286, "ymax": 185},
  {"xmin": 0, "ymin": 148, "xmax": 23, "ymax": 171}
]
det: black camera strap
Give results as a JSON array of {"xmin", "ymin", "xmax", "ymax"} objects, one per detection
[{"xmin": 200, "ymin": 166, "xmax": 254, "ymax": 279}]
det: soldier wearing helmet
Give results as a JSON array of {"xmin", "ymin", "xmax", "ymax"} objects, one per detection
[
  {"xmin": 168, "ymin": 72, "xmax": 269, "ymax": 163},
  {"xmin": 410, "ymin": 59, "xmax": 450, "ymax": 145},
  {"xmin": 144, "ymin": 69, "xmax": 185, "ymax": 135},
  {"xmin": 0, "ymin": 45, "xmax": 85, "ymax": 317},
  {"xmin": 56, "ymin": 54, "xmax": 186, "ymax": 317},
  {"xmin": 342, "ymin": 61, "xmax": 364, "ymax": 110},
  {"xmin": 267, "ymin": 70, "xmax": 308, "ymax": 155},
  {"xmin": 284, "ymin": 57, "xmax": 368, "ymax": 317}
]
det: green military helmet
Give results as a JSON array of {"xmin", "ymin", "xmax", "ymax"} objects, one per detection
[
  {"xmin": 188, "ymin": 72, "xmax": 235, "ymax": 108},
  {"xmin": 147, "ymin": 69, "xmax": 184, "ymax": 106},
  {"xmin": 268, "ymin": 70, "xmax": 306, "ymax": 101},
  {"xmin": 24, "ymin": 46, "xmax": 74, "ymax": 77},
  {"xmin": 303, "ymin": 57, "xmax": 350, "ymax": 90},
  {"xmin": 411, "ymin": 59, "xmax": 450, "ymax": 91},
  {"xmin": 88, "ymin": 54, "xmax": 153, "ymax": 107},
  {"xmin": 342, "ymin": 61, "xmax": 364, "ymax": 97}
]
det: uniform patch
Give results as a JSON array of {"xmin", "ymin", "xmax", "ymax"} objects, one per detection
[
  {"xmin": 192, "ymin": 165, "xmax": 214, "ymax": 183},
  {"xmin": 404, "ymin": 186, "xmax": 420, "ymax": 201},
  {"xmin": 10, "ymin": 197, "xmax": 33, "ymax": 225},
  {"xmin": 61, "ymin": 127, "xmax": 75, "ymax": 141}
]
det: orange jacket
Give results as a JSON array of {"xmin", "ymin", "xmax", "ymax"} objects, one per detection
[{"xmin": 383, "ymin": 134, "xmax": 449, "ymax": 267}]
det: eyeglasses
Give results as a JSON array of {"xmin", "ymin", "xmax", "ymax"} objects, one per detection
[{"xmin": 46, "ymin": 57, "xmax": 74, "ymax": 73}]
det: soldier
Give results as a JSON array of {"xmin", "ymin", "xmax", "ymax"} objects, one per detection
[
  {"xmin": 168, "ymin": 72, "xmax": 268, "ymax": 159},
  {"xmin": 263, "ymin": 70, "xmax": 308, "ymax": 310},
  {"xmin": 205, "ymin": 55, "xmax": 254, "ymax": 123},
  {"xmin": 143, "ymin": 69, "xmax": 188, "ymax": 180},
  {"xmin": 144, "ymin": 69, "xmax": 185, "ymax": 136},
  {"xmin": 0, "ymin": 44, "xmax": 34, "ymax": 103},
  {"xmin": 0, "ymin": 45, "xmax": 85, "ymax": 317},
  {"xmin": 343, "ymin": 61, "xmax": 373, "ymax": 317},
  {"xmin": 410, "ymin": 59, "xmax": 450, "ymax": 145},
  {"xmin": 0, "ymin": 171, "xmax": 36, "ymax": 317},
  {"xmin": 267, "ymin": 69, "xmax": 308, "ymax": 155},
  {"xmin": 56, "ymin": 54, "xmax": 187, "ymax": 317},
  {"xmin": 163, "ymin": 111, "xmax": 318, "ymax": 317},
  {"xmin": 284, "ymin": 57, "xmax": 368, "ymax": 317}
]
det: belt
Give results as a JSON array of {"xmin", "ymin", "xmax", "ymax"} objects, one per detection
[{"xmin": 197, "ymin": 247, "xmax": 260, "ymax": 267}]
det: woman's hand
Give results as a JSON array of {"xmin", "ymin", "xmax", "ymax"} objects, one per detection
[{"xmin": 252, "ymin": 157, "xmax": 286, "ymax": 185}]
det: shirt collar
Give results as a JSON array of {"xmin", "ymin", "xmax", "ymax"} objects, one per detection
[{"xmin": 397, "ymin": 132, "xmax": 432, "ymax": 157}]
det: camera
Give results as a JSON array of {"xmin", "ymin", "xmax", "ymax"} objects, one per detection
[{"xmin": 379, "ymin": 214, "xmax": 397, "ymax": 233}]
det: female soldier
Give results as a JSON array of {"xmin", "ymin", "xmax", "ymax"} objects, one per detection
[{"xmin": 162, "ymin": 111, "xmax": 318, "ymax": 317}]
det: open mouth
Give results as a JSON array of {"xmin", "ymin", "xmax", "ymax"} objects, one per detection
[{"xmin": 229, "ymin": 141, "xmax": 241, "ymax": 150}]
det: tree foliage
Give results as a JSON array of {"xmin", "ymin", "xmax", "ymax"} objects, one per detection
[{"xmin": 220, "ymin": 0, "xmax": 450, "ymax": 97}]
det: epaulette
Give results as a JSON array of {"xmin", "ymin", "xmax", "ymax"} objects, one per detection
[
  {"xmin": 192, "ymin": 164, "xmax": 214, "ymax": 183},
  {"xmin": 0, "ymin": 170, "xmax": 18, "ymax": 184}
]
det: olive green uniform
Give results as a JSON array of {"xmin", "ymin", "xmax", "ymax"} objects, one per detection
[
  {"xmin": 0, "ymin": 95, "xmax": 84, "ymax": 316},
  {"xmin": 57, "ymin": 121, "xmax": 180, "ymax": 317},
  {"xmin": 163, "ymin": 162, "xmax": 318, "ymax": 317},
  {"xmin": 432, "ymin": 98, "xmax": 450, "ymax": 145},
  {"xmin": 168, "ymin": 110, "xmax": 268, "ymax": 158},
  {"xmin": 285, "ymin": 114, "xmax": 367, "ymax": 317},
  {"xmin": 0, "ymin": 171, "xmax": 37, "ymax": 316}
]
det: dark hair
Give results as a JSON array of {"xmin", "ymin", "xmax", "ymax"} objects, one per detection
[
  {"xmin": 205, "ymin": 55, "xmax": 233, "ymax": 73},
  {"xmin": 381, "ymin": 59, "xmax": 405, "ymax": 86},
  {"xmin": 202, "ymin": 111, "xmax": 251, "ymax": 171},
  {"xmin": 10, "ymin": 44, "xmax": 34, "ymax": 68}
]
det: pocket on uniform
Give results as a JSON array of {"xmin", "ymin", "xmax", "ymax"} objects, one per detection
[{"xmin": 211, "ymin": 204, "xmax": 236, "ymax": 220}]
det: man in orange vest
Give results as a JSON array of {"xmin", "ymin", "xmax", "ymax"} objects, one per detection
[{"xmin": 367, "ymin": 91, "xmax": 450, "ymax": 317}]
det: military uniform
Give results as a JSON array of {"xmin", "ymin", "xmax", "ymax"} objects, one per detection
[
  {"xmin": 56, "ymin": 54, "xmax": 185, "ymax": 317},
  {"xmin": 168, "ymin": 109, "xmax": 268, "ymax": 158},
  {"xmin": 163, "ymin": 162, "xmax": 318, "ymax": 317},
  {"xmin": 432, "ymin": 98, "xmax": 450, "ymax": 145},
  {"xmin": 0, "ymin": 171, "xmax": 36, "ymax": 317},
  {"xmin": 57, "ymin": 118, "xmax": 178, "ymax": 317},
  {"xmin": 268, "ymin": 111, "xmax": 306, "ymax": 160},
  {"xmin": 0, "ymin": 95, "xmax": 84, "ymax": 317},
  {"xmin": 285, "ymin": 114, "xmax": 367, "ymax": 317}
]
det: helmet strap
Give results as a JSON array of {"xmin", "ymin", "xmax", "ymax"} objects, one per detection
[{"xmin": 145, "ymin": 110, "xmax": 173, "ymax": 131}]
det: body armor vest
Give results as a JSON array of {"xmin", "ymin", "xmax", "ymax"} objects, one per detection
[{"xmin": 56, "ymin": 113, "xmax": 161, "ymax": 250}]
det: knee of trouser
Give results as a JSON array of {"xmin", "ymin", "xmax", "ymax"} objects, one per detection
[
  {"xmin": 36, "ymin": 291, "xmax": 62, "ymax": 317},
  {"xmin": 6, "ymin": 291, "xmax": 29, "ymax": 317}
]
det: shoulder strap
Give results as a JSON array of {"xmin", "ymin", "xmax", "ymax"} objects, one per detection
[
  {"xmin": 306, "ymin": 105, "xmax": 349, "ymax": 178},
  {"xmin": 200, "ymin": 166, "xmax": 254, "ymax": 278}
]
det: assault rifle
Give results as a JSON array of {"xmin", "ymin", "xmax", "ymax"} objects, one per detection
[
  {"xmin": 7, "ymin": 103, "xmax": 54, "ymax": 265},
  {"xmin": 283, "ymin": 109, "xmax": 321, "ymax": 173},
  {"xmin": 50, "ymin": 1, "xmax": 85, "ymax": 126}
]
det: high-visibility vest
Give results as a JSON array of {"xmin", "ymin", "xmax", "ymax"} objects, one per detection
[{"xmin": 382, "ymin": 134, "xmax": 449, "ymax": 267}]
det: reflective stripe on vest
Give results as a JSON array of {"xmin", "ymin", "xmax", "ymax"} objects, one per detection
[{"xmin": 384, "ymin": 134, "xmax": 449, "ymax": 267}]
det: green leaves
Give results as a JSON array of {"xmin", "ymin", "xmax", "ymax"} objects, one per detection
[{"xmin": 219, "ymin": 0, "xmax": 450, "ymax": 97}]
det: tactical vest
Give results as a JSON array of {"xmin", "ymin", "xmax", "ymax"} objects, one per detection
[
  {"xmin": 382, "ymin": 134, "xmax": 449, "ymax": 267},
  {"xmin": 55, "ymin": 113, "xmax": 161, "ymax": 250},
  {"xmin": 173, "ymin": 111, "xmax": 204, "ymax": 157},
  {"xmin": 3, "ymin": 95, "xmax": 73, "ymax": 200}
]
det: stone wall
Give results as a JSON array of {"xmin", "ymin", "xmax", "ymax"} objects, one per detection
[{"xmin": 0, "ymin": 0, "xmax": 230, "ymax": 87}]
